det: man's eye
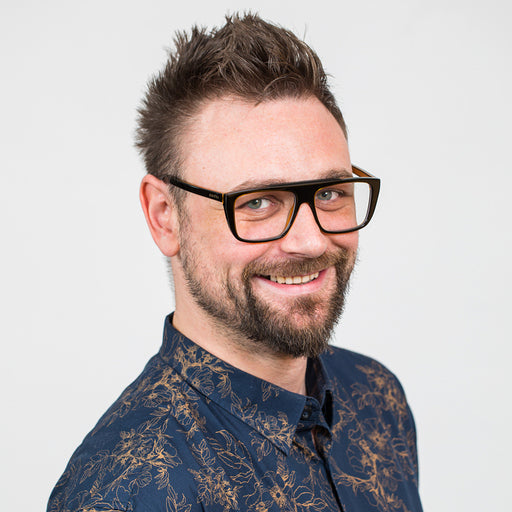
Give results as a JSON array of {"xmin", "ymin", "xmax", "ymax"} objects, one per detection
[
  {"xmin": 244, "ymin": 197, "xmax": 271, "ymax": 209},
  {"xmin": 316, "ymin": 189, "xmax": 341, "ymax": 201}
]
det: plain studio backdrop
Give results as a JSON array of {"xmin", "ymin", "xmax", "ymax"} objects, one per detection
[{"xmin": 1, "ymin": 1, "xmax": 510, "ymax": 510}]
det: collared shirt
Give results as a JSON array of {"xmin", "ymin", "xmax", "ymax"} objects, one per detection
[{"xmin": 48, "ymin": 315, "xmax": 423, "ymax": 512}]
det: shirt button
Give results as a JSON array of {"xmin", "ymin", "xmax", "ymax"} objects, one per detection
[{"xmin": 301, "ymin": 407, "xmax": 312, "ymax": 420}]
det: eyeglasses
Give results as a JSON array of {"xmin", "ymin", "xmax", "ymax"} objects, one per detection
[{"xmin": 163, "ymin": 165, "xmax": 380, "ymax": 243}]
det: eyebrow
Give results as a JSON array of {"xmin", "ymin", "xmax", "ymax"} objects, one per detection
[{"xmin": 232, "ymin": 168, "xmax": 353, "ymax": 191}]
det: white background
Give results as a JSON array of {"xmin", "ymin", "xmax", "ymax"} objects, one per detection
[{"xmin": 1, "ymin": 1, "xmax": 510, "ymax": 510}]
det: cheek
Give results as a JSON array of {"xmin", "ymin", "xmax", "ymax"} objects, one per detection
[
  {"xmin": 182, "ymin": 200, "xmax": 231, "ymax": 250},
  {"xmin": 332, "ymin": 231, "xmax": 359, "ymax": 253},
  {"xmin": 195, "ymin": 223, "xmax": 270, "ymax": 274},
  {"xmin": 220, "ymin": 243, "xmax": 271, "ymax": 271},
  {"xmin": 181, "ymin": 200, "xmax": 281, "ymax": 271}
]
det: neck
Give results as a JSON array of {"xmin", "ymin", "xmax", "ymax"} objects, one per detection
[{"xmin": 172, "ymin": 308, "xmax": 308, "ymax": 395}]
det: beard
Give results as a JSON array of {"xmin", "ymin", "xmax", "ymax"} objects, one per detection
[{"xmin": 178, "ymin": 232, "xmax": 355, "ymax": 358}]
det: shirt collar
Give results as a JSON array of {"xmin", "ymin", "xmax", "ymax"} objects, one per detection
[{"xmin": 158, "ymin": 314, "xmax": 333, "ymax": 455}]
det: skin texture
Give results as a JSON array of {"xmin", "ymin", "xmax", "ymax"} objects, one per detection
[{"xmin": 140, "ymin": 96, "xmax": 358, "ymax": 394}]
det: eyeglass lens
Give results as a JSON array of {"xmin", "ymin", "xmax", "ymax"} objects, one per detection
[{"xmin": 233, "ymin": 182, "xmax": 371, "ymax": 241}]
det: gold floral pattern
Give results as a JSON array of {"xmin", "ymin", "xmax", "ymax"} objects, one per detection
[{"xmin": 47, "ymin": 316, "xmax": 422, "ymax": 512}]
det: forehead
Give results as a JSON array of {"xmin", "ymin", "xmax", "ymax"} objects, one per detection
[{"xmin": 180, "ymin": 96, "xmax": 351, "ymax": 189}]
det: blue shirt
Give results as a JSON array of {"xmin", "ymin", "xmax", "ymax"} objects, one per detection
[{"xmin": 48, "ymin": 315, "xmax": 423, "ymax": 511}]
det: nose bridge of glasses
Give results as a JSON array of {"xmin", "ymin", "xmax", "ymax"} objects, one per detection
[{"xmin": 286, "ymin": 185, "xmax": 323, "ymax": 233}]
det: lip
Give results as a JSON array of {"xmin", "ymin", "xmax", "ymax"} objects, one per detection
[{"xmin": 252, "ymin": 268, "xmax": 331, "ymax": 297}]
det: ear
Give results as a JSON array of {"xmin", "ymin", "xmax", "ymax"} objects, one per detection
[{"xmin": 139, "ymin": 174, "xmax": 180, "ymax": 257}]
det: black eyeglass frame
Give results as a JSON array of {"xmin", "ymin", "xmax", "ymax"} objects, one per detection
[{"xmin": 163, "ymin": 165, "xmax": 380, "ymax": 243}]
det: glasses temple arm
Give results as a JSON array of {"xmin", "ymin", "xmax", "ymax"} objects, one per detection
[
  {"xmin": 351, "ymin": 164, "xmax": 377, "ymax": 178},
  {"xmin": 165, "ymin": 176, "xmax": 224, "ymax": 203}
]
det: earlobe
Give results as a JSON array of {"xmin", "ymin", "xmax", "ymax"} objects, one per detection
[{"xmin": 139, "ymin": 174, "xmax": 180, "ymax": 257}]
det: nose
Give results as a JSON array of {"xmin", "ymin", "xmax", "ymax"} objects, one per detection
[{"xmin": 278, "ymin": 203, "xmax": 328, "ymax": 257}]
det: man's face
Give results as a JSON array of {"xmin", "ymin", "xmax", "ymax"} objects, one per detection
[{"xmin": 174, "ymin": 96, "xmax": 358, "ymax": 358}]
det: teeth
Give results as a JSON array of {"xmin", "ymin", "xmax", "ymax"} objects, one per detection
[{"xmin": 269, "ymin": 272, "xmax": 319, "ymax": 284}]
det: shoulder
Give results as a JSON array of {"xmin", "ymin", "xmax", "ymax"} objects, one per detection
[
  {"xmin": 47, "ymin": 355, "xmax": 200, "ymax": 512},
  {"xmin": 322, "ymin": 345, "xmax": 415, "ymax": 432},
  {"xmin": 322, "ymin": 345, "xmax": 404, "ymax": 389},
  {"xmin": 321, "ymin": 349, "xmax": 422, "ymax": 504}
]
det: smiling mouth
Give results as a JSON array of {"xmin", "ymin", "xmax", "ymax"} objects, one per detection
[{"xmin": 264, "ymin": 272, "xmax": 320, "ymax": 285}]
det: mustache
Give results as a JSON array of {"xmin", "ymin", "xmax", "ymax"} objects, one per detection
[{"xmin": 242, "ymin": 248, "xmax": 352, "ymax": 279}]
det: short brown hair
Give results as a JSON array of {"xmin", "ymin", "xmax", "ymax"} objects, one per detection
[{"xmin": 135, "ymin": 12, "xmax": 346, "ymax": 183}]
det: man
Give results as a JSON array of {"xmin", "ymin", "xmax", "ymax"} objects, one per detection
[{"xmin": 48, "ymin": 13, "xmax": 423, "ymax": 512}]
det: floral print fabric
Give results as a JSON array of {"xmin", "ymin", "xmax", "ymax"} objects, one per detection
[{"xmin": 47, "ymin": 315, "xmax": 423, "ymax": 512}]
